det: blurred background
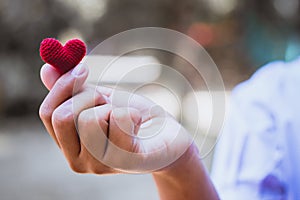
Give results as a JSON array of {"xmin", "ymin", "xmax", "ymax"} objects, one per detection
[{"xmin": 0, "ymin": 0, "xmax": 300, "ymax": 199}]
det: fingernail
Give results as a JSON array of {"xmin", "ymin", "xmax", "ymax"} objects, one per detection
[{"xmin": 71, "ymin": 63, "xmax": 85, "ymax": 76}]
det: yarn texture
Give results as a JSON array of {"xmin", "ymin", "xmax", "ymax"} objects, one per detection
[{"xmin": 40, "ymin": 38, "xmax": 86, "ymax": 74}]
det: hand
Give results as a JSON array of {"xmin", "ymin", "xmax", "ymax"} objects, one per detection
[
  {"xmin": 39, "ymin": 63, "xmax": 219, "ymax": 199},
  {"xmin": 39, "ymin": 63, "xmax": 192, "ymax": 173}
]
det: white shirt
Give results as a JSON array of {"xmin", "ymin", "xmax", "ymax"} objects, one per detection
[{"xmin": 211, "ymin": 57, "xmax": 300, "ymax": 199}]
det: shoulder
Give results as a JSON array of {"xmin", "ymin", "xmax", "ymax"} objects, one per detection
[
  {"xmin": 228, "ymin": 57, "xmax": 300, "ymax": 131},
  {"xmin": 231, "ymin": 59, "xmax": 297, "ymax": 105}
]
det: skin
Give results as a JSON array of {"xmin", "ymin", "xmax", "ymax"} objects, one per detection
[{"xmin": 39, "ymin": 63, "xmax": 219, "ymax": 200}]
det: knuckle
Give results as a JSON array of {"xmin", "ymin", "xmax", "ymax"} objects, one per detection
[
  {"xmin": 89, "ymin": 165, "xmax": 112, "ymax": 175},
  {"xmin": 52, "ymin": 107, "xmax": 74, "ymax": 128},
  {"xmin": 112, "ymin": 108, "xmax": 131, "ymax": 122},
  {"xmin": 39, "ymin": 103, "xmax": 52, "ymax": 122},
  {"xmin": 78, "ymin": 109, "xmax": 93, "ymax": 129},
  {"xmin": 77, "ymin": 109, "xmax": 98, "ymax": 141},
  {"xmin": 69, "ymin": 160, "xmax": 86, "ymax": 174},
  {"xmin": 87, "ymin": 161, "xmax": 105, "ymax": 174},
  {"xmin": 78, "ymin": 109, "xmax": 108, "ymax": 129}
]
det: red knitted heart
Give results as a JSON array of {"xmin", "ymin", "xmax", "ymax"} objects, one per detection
[{"xmin": 40, "ymin": 38, "xmax": 86, "ymax": 74}]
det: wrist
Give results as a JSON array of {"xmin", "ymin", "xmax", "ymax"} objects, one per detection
[
  {"xmin": 153, "ymin": 142, "xmax": 199, "ymax": 175},
  {"xmin": 152, "ymin": 143, "xmax": 219, "ymax": 200}
]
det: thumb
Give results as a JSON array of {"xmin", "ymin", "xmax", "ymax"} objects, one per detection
[
  {"xmin": 40, "ymin": 64, "xmax": 60, "ymax": 90},
  {"xmin": 40, "ymin": 63, "xmax": 88, "ymax": 90}
]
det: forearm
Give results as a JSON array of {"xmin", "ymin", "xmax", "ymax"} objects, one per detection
[{"xmin": 152, "ymin": 143, "xmax": 219, "ymax": 200}]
